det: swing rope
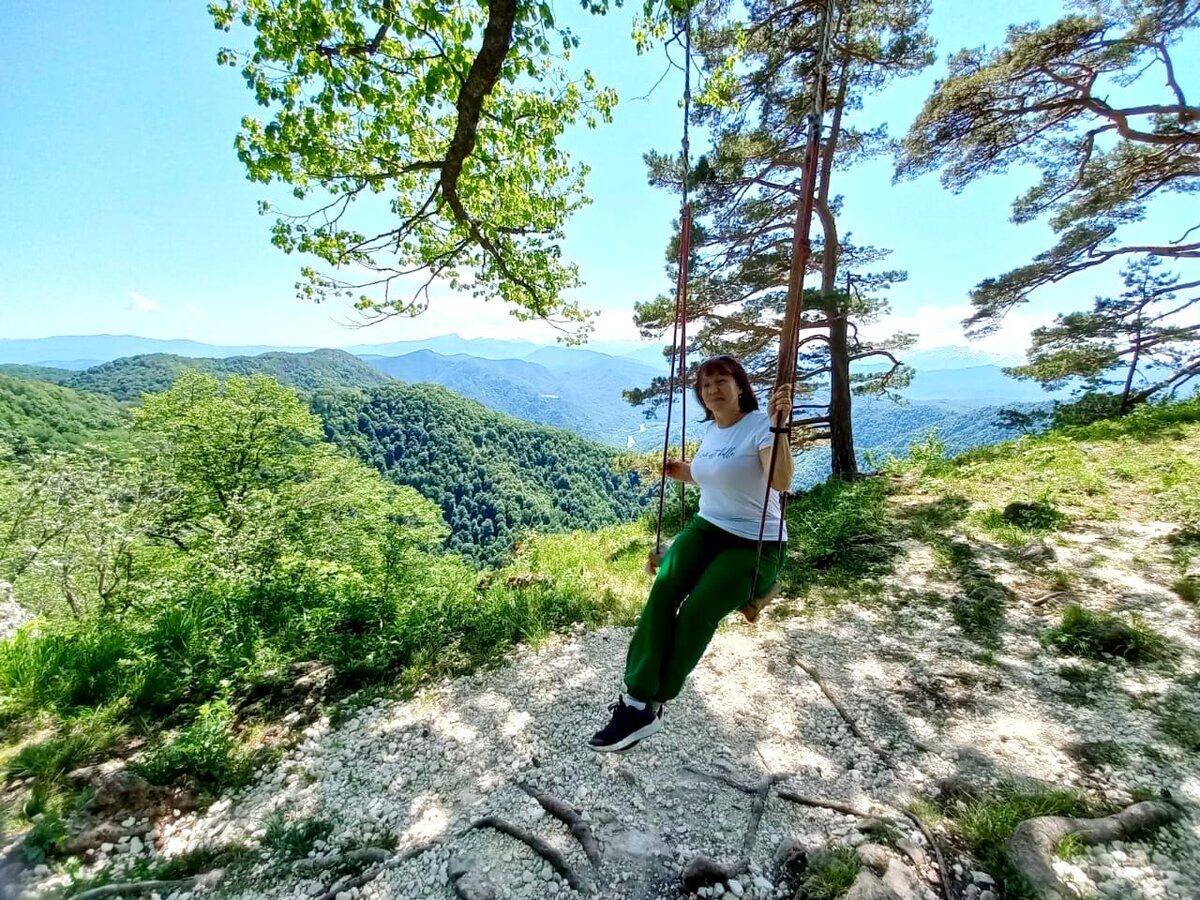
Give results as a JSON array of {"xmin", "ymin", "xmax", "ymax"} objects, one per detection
[
  {"xmin": 750, "ymin": 0, "xmax": 837, "ymax": 601},
  {"xmin": 653, "ymin": 3, "xmax": 694, "ymax": 558}
]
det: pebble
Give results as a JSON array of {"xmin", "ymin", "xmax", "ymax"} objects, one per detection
[{"xmin": 15, "ymin": 527, "xmax": 1200, "ymax": 900}]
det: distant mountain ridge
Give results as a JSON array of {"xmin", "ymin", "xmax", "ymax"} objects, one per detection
[{"xmin": 1, "ymin": 349, "xmax": 387, "ymax": 402}]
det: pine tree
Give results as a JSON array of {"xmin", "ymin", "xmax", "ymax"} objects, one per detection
[{"xmin": 628, "ymin": 0, "xmax": 932, "ymax": 477}]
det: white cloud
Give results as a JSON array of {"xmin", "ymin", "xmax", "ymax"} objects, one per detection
[
  {"xmin": 127, "ymin": 290, "xmax": 160, "ymax": 313},
  {"xmin": 184, "ymin": 303, "xmax": 201, "ymax": 315},
  {"xmin": 863, "ymin": 303, "xmax": 1058, "ymax": 360}
]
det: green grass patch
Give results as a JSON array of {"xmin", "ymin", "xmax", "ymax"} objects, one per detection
[
  {"xmin": 132, "ymin": 700, "xmax": 260, "ymax": 791},
  {"xmin": 778, "ymin": 476, "xmax": 897, "ymax": 597},
  {"xmin": 798, "ymin": 846, "xmax": 862, "ymax": 900},
  {"xmin": 948, "ymin": 786, "xmax": 1092, "ymax": 900},
  {"xmin": 263, "ymin": 813, "xmax": 334, "ymax": 860},
  {"xmin": 1171, "ymin": 576, "xmax": 1198, "ymax": 604},
  {"xmin": 1056, "ymin": 832, "xmax": 1087, "ymax": 863},
  {"xmin": 5, "ymin": 710, "xmax": 126, "ymax": 783},
  {"xmin": 1041, "ymin": 606, "xmax": 1173, "ymax": 665},
  {"xmin": 931, "ymin": 539, "xmax": 1010, "ymax": 648}
]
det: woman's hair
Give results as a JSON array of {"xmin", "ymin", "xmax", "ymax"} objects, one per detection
[{"xmin": 693, "ymin": 354, "xmax": 759, "ymax": 421}]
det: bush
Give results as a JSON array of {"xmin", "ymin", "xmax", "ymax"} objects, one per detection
[{"xmin": 133, "ymin": 700, "xmax": 256, "ymax": 789}]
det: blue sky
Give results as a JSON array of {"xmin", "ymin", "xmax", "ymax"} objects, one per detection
[{"xmin": 1, "ymin": 1, "xmax": 1194, "ymax": 357}]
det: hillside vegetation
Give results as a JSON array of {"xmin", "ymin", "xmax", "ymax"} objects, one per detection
[
  {"xmin": 0, "ymin": 374, "xmax": 127, "ymax": 452},
  {"xmin": 316, "ymin": 382, "xmax": 651, "ymax": 564}
]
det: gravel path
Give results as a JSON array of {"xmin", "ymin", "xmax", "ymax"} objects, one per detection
[{"xmin": 19, "ymin": 519, "xmax": 1200, "ymax": 900}]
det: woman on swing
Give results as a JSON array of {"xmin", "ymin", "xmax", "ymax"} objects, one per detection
[{"xmin": 589, "ymin": 354, "xmax": 794, "ymax": 752}]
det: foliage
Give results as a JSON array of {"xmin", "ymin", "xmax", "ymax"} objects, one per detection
[
  {"xmin": 633, "ymin": 0, "xmax": 933, "ymax": 476},
  {"xmin": 1041, "ymin": 605, "xmax": 1172, "ymax": 665},
  {"xmin": 898, "ymin": 0, "xmax": 1199, "ymax": 334},
  {"xmin": 210, "ymin": 0, "xmax": 620, "ymax": 332},
  {"xmin": 134, "ymin": 700, "xmax": 258, "ymax": 789},
  {"xmin": 1005, "ymin": 257, "xmax": 1199, "ymax": 411},
  {"xmin": 0, "ymin": 450, "xmax": 154, "ymax": 618},
  {"xmin": 316, "ymin": 381, "xmax": 650, "ymax": 564},
  {"xmin": 0, "ymin": 373, "xmax": 125, "ymax": 453}
]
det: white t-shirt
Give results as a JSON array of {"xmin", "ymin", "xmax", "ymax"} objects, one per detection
[{"xmin": 689, "ymin": 410, "xmax": 788, "ymax": 541}]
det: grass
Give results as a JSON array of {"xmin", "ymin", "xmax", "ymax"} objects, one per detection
[
  {"xmin": 932, "ymin": 540, "xmax": 1009, "ymax": 648},
  {"xmin": 58, "ymin": 844, "xmax": 253, "ymax": 898},
  {"xmin": 1041, "ymin": 605, "xmax": 1173, "ymax": 665},
  {"xmin": 798, "ymin": 847, "xmax": 861, "ymax": 899},
  {"xmin": 132, "ymin": 700, "xmax": 262, "ymax": 791},
  {"xmin": 263, "ymin": 812, "xmax": 334, "ymax": 860},
  {"xmin": 1056, "ymin": 832, "xmax": 1087, "ymax": 863},
  {"xmin": 946, "ymin": 786, "xmax": 1093, "ymax": 900},
  {"xmin": 1171, "ymin": 576, "xmax": 1198, "ymax": 604}
]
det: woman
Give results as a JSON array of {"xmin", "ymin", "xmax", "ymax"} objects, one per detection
[{"xmin": 589, "ymin": 354, "xmax": 794, "ymax": 752}]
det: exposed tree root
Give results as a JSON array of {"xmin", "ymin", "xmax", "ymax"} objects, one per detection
[
  {"xmin": 296, "ymin": 846, "xmax": 391, "ymax": 871},
  {"xmin": 1007, "ymin": 800, "xmax": 1181, "ymax": 899},
  {"xmin": 793, "ymin": 657, "xmax": 898, "ymax": 770},
  {"xmin": 470, "ymin": 815, "xmax": 585, "ymax": 892},
  {"xmin": 311, "ymin": 839, "xmax": 440, "ymax": 900},
  {"xmin": 792, "ymin": 656, "xmax": 957, "ymax": 900},
  {"xmin": 74, "ymin": 878, "xmax": 199, "ymax": 900},
  {"xmin": 519, "ymin": 781, "xmax": 603, "ymax": 867},
  {"xmin": 681, "ymin": 854, "xmax": 748, "ymax": 891},
  {"xmin": 774, "ymin": 789, "xmax": 885, "ymax": 820}
]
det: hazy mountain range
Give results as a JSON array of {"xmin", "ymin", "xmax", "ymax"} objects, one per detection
[{"xmin": 0, "ymin": 334, "xmax": 1068, "ymax": 482}]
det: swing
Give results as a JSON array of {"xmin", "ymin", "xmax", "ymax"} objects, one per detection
[{"xmin": 647, "ymin": 0, "xmax": 836, "ymax": 624}]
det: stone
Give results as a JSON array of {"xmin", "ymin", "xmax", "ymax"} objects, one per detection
[
  {"xmin": 857, "ymin": 844, "xmax": 893, "ymax": 874},
  {"xmin": 843, "ymin": 869, "xmax": 904, "ymax": 900}
]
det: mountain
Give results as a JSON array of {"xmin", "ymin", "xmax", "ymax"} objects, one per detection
[
  {"xmin": 361, "ymin": 350, "xmax": 667, "ymax": 447},
  {"xmin": 900, "ymin": 365, "xmax": 1074, "ymax": 410},
  {"xmin": 0, "ymin": 364, "xmax": 76, "ymax": 386},
  {"xmin": 315, "ymin": 382, "xmax": 651, "ymax": 565},
  {"xmin": 0, "ymin": 334, "xmax": 314, "ymax": 366},
  {"xmin": 64, "ymin": 349, "xmax": 388, "ymax": 401}
]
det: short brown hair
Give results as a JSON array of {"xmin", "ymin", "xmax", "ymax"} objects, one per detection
[{"xmin": 693, "ymin": 354, "xmax": 759, "ymax": 422}]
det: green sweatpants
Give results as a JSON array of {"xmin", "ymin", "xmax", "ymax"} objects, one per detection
[{"xmin": 624, "ymin": 516, "xmax": 786, "ymax": 704}]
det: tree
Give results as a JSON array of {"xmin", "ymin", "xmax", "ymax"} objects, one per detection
[
  {"xmin": 1006, "ymin": 255, "xmax": 1199, "ymax": 411},
  {"xmin": 210, "ymin": 0, "xmax": 626, "ymax": 335},
  {"xmin": 896, "ymin": 0, "xmax": 1199, "ymax": 334},
  {"xmin": 629, "ymin": 0, "xmax": 931, "ymax": 477}
]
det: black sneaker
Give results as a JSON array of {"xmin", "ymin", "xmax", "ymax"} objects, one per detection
[{"xmin": 588, "ymin": 697, "xmax": 664, "ymax": 752}]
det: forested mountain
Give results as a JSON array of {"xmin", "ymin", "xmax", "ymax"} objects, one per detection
[
  {"xmin": 315, "ymin": 382, "xmax": 650, "ymax": 564},
  {"xmin": 0, "ymin": 364, "xmax": 76, "ymax": 385},
  {"xmin": 46, "ymin": 349, "xmax": 388, "ymax": 401},
  {"xmin": 361, "ymin": 350, "xmax": 667, "ymax": 446},
  {"xmin": 0, "ymin": 374, "xmax": 126, "ymax": 451}
]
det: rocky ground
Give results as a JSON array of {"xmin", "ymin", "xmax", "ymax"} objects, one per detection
[{"xmin": 9, "ymin": 514, "xmax": 1200, "ymax": 900}]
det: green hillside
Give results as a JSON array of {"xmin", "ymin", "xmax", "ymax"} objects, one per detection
[
  {"xmin": 316, "ymin": 382, "xmax": 651, "ymax": 564},
  {"xmin": 66, "ymin": 349, "xmax": 388, "ymax": 400},
  {"xmin": 0, "ymin": 364, "xmax": 76, "ymax": 386},
  {"xmin": 0, "ymin": 374, "xmax": 126, "ymax": 451}
]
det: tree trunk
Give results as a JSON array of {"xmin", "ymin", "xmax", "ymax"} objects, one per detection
[
  {"xmin": 1121, "ymin": 318, "xmax": 1142, "ymax": 414},
  {"xmin": 827, "ymin": 313, "xmax": 856, "ymax": 476},
  {"xmin": 817, "ymin": 42, "xmax": 857, "ymax": 479}
]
